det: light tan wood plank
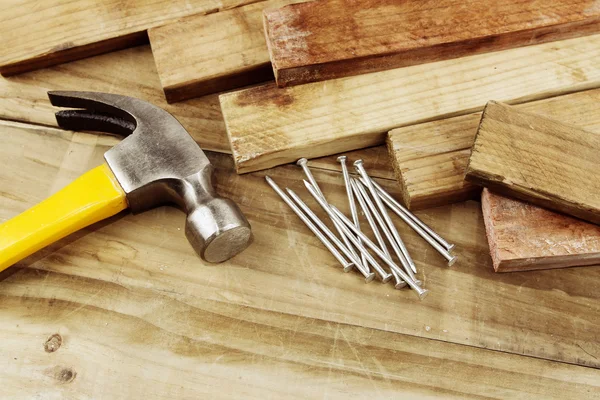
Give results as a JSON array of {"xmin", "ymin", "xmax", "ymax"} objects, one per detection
[
  {"xmin": 0, "ymin": 45, "xmax": 230, "ymax": 153},
  {"xmin": 220, "ymin": 34, "xmax": 600, "ymax": 174},
  {"xmin": 466, "ymin": 101, "xmax": 600, "ymax": 224},
  {"xmin": 264, "ymin": 0, "xmax": 600, "ymax": 87},
  {"xmin": 4, "ymin": 272, "xmax": 600, "ymax": 399},
  {"xmin": 149, "ymin": 0, "xmax": 301, "ymax": 103},
  {"xmin": 0, "ymin": 0, "xmax": 260, "ymax": 75},
  {"xmin": 482, "ymin": 189, "xmax": 600, "ymax": 272},
  {"xmin": 388, "ymin": 88, "xmax": 600, "ymax": 210},
  {"xmin": 1, "ymin": 119, "xmax": 599, "ymax": 371}
]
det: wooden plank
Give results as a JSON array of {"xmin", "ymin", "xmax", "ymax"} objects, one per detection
[
  {"xmin": 220, "ymin": 34, "xmax": 600, "ymax": 174},
  {"xmin": 0, "ymin": 0, "xmax": 260, "ymax": 76},
  {"xmin": 465, "ymin": 101, "xmax": 600, "ymax": 225},
  {"xmin": 264, "ymin": 0, "xmax": 600, "ymax": 87},
  {"xmin": 1, "ymin": 119, "xmax": 600, "ymax": 371},
  {"xmin": 4, "ymin": 274, "xmax": 600, "ymax": 399},
  {"xmin": 0, "ymin": 45, "xmax": 230, "ymax": 153},
  {"xmin": 387, "ymin": 88, "xmax": 600, "ymax": 210},
  {"xmin": 149, "ymin": 0, "xmax": 301, "ymax": 103},
  {"xmin": 482, "ymin": 189, "xmax": 600, "ymax": 272}
]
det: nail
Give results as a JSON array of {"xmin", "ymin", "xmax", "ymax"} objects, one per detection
[
  {"xmin": 303, "ymin": 180, "xmax": 395, "ymax": 284},
  {"xmin": 352, "ymin": 176, "xmax": 419, "ymax": 283},
  {"xmin": 297, "ymin": 157, "xmax": 363, "ymax": 267},
  {"xmin": 354, "ymin": 160, "xmax": 417, "ymax": 275},
  {"xmin": 328, "ymin": 204, "xmax": 428, "ymax": 300},
  {"xmin": 297, "ymin": 158, "xmax": 324, "ymax": 198},
  {"xmin": 360, "ymin": 177, "xmax": 455, "ymax": 253},
  {"xmin": 304, "ymin": 180, "xmax": 429, "ymax": 300},
  {"xmin": 286, "ymin": 188, "xmax": 375, "ymax": 282},
  {"xmin": 266, "ymin": 176, "xmax": 353, "ymax": 273},
  {"xmin": 351, "ymin": 179, "xmax": 407, "ymax": 290},
  {"xmin": 338, "ymin": 156, "xmax": 367, "ymax": 268},
  {"xmin": 378, "ymin": 191, "xmax": 457, "ymax": 266}
]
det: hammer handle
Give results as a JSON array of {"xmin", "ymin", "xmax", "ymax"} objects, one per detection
[{"xmin": 0, "ymin": 163, "xmax": 128, "ymax": 272}]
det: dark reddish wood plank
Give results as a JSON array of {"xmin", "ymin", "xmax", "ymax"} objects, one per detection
[
  {"xmin": 482, "ymin": 189, "xmax": 600, "ymax": 272},
  {"xmin": 264, "ymin": 0, "xmax": 600, "ymax": 87}
]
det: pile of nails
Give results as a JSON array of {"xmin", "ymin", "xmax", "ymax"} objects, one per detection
[{"xmin": 266, "ymin": 157, "xmax": 457, "ymax": 300}]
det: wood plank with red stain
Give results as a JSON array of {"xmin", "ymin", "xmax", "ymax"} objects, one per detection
[
  {"xmin": 481, "ymin": 189, "xmax": 600, "ymax": 272},
  {"xmin": 264, "ymin": 0, "xmax": 600, "ymax": 87}
]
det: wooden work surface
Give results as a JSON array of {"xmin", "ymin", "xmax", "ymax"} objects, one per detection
[{"xmin": 1, "ymin": 119, "xmax": 600, "ymax": 398}]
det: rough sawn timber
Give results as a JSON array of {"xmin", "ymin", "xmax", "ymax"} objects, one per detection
[
  {"xmin": 466, "ymin": 101, "xmax": 600, "ymax": 225},
  {"xmin": 264, "ymin": 0, "xmax": 600, "ymax": 87},
  {"xmin": 220, "ymin": 34, "xmax": 600, "ymax": 174}
]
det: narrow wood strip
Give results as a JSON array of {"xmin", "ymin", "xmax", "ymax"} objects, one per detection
[
  {"xmin": 0, "ymin": 0, "xmax": 260, "ymax": 75},
  {"xmin": 264, "ymin": 0, "xmax": 600, "ymax": 87},
  {"xmin": 387, "ymin": 88, "xmax": 600, "ymax": 210},
  {"xmin": 149, "ymin": 0, "xmax": 301, "ymax": 103},
  {"xmin": 466, "ymin": 101, "xmax": 600, "ymax": 224},
  {"xmin": 220, "ymin": 35, "xmax": 600, "ymax": 174},
  {"xmin": 482, "ymin": 189, "xmax": 600, "ymax": 272}
]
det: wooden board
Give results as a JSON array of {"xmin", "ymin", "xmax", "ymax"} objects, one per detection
[
  {"xmin": 264, "ymin": 0, "xmax": 600, "ymax": 87},
  {"xmin": 2, "ymin": 119, "xmax": 600, "ymax": 377},
  {"xmin": 387, "ymin": 88, "xmax": 600, "ymax": 210},
  {"xmin": 149, "ymin": 0, "xmax": 300, "ymax": 103},
  {"xmin": 0, "ymin": 0, "xmax": 260, "ymax": 76},
  {"xmin": 482, "ymin": 189, "xmax": 600, "ymax": 272},
  {"xmin": 0, "ymin": 45, "xmax": 229, "ymax": 153},
  {"xmin": 466, "ymin": 101, "xmax": 600, "ymax": 225},
  {"xmin": 220, "ymin": 34, "xmax": 600, "ymax": 174}
]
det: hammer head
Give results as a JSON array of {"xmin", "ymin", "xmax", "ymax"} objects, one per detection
[{"xmin": 48, "ymin": 91, "xmax": 252, "ymax": 263}]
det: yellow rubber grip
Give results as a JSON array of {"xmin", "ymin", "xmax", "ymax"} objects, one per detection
[{"xmin": 0, "ymin": 163, "xmax": 128, "ymax": 272}]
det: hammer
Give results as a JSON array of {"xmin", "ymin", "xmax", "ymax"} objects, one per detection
[{"xmin": 0, "ymin": 91, "xmax": 252, "ymax": 271}]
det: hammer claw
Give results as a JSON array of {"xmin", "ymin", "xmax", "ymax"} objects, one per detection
[{"xmin": 55, "ymin": 110, "xmax": 136, "ymax": 136}]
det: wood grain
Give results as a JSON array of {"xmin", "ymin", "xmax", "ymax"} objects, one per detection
[
  {"xmin": 149, "ymin": 0, "xmax": 300, "ymax": 103},
  {"xmin": 0, "ymin": 45, "xmax": 229, "ymax": 153},
  {"xmin": 387, "ymin": 88, "xmax": 600, "ymax": 210},
  {"xmin": 1, "ymin": 119, "xmax": 600, "ymax": 376},
  {"xmin": 220, "ymin": 34, "xmax": 600, "ymax": 174},
  {"xmin": 482, "ymin": 189, "xmax": 600, "ymax": 273},
  {"xmin": 0, "ymin": 0, "xmax": 260, "ymax": 76},
  {"xmin": 466, "ymin": 101, "xmax": 600, "ymax": 225},
  {"xmin": 264, "ymin": 0, "xmax": 600, "ymax": 87}
]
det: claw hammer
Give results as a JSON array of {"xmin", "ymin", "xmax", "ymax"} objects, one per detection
[{"xmin": 0, "ymin": 91, "xmax": 252, "ymax": 271}]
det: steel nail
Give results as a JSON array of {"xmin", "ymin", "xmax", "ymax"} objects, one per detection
[
  {"xmin": 354, "ymin": 160, "xmax": 418, "ymax": 275},
  {"xmin": 338, "ymin": 156, "xmax": 367, "ymax": 268},
  {"xmin": 378, "ymin": 192, "xmax": 457, "ymax": 266},
  {"xmin": 328, "ymin": 204, "xmax": 428, "ymax": 300},
  {"xmin": 351, "ymin": 179, "xmax": 407, "ymax": 289},
  {"xmin": 352, "ymin": 177, "xmax": 419, "ymax": 283},
  {"xmin": 304, "ymin": 179, "xmax": 429, "ymax": 300},
  {"xmin": 303, "ymin": 180, "xmax": 396, "ymax": 284},
  {"xmin": 266, "ymin": 176, "xmax": 354, "ymax": 273},
  {"xmin": 360, "ymin": 177, "xmax": 455, "ymax": 253},
  {"xmin": 297, "ymin": 157, "xmax": 363, "ymax": 267},
  {"xmin": 286, "ymin": 188, "xmax": 375, "ymax": 282}
]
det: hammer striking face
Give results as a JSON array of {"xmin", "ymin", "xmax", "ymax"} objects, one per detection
[{"xmin": 0, "ymin": 91, "xmax": 252, "ymax": 271}]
